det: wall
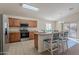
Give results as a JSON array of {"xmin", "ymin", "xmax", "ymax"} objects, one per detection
[
  {"xmin": 76, "ymin": 22, "xmax": 79, "ymax": 40},
  {"xmin": 0, "ymin": 14, "xmax": 8, "ymax": 54},
  {"xmin": 55, "ymin": 21, "xmax": 62, "ymax": 32},
  {"xmin": 0, "ymin": 14, "xmax": 3, "ymax": 54},
  {"xmin": 37, "ymin": 19, "xmax": 56, "ymax": 32}
]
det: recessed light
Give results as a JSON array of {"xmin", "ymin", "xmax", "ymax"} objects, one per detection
[{"xmin": 21, "ymin": 4, "xmax": 39, "ymax": 11}]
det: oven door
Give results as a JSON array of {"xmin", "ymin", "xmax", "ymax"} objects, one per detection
[{"xmin": 21, "ymin": 32, "xmax": 29, "ymax": 38}]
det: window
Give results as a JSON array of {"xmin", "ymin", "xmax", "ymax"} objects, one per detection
[
  {"xmin": 45, "ymin": 23, "xmax": 52, "ymax": 32},
  {"xmin": 63, "ymin": 23, "xmax": 77, "ymax": 38}
]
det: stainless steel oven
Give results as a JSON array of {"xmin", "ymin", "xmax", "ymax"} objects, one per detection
[{"xmin": 20, "ymin": 30, "xmax": 29, "ymax": 38}]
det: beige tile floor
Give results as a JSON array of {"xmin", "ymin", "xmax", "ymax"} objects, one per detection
[
  {"xmin": 5, "ymin": 39, "xmax": 79, "ymax": 55},
  {"xmin": 6, "ymin": 40, "xmax": 39, "ymax": 55}
]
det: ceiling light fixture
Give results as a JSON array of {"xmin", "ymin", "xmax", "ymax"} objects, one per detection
[
  {"xmin": 22, "ymin": 4, "xmax": 39, "ymax": 11},
  {"xmin": 69, "ymin": 8, "xmax": 74, "ymax": 11}
]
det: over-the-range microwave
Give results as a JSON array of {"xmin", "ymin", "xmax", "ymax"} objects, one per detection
[{"xmin": 20, "ymin": 24, "xmax": 29, "ymax": 27}]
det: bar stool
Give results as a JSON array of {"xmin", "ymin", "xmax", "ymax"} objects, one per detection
[
  {"xmin": 43, "ymin": 32, "xmax": 60, "ymax": 55},
  {"xmin": 59, "ymin": 31, "xmax": 68, "ymax": 54}
]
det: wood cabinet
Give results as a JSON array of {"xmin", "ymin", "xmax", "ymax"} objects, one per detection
[
  {"xmin": 9, "ymin": 32, "xmax": 20, "ymax": 43},
  {"xmin": 9, "ymin": 17, "xmax": 37, "ymax": 27},
  {"xmin": 27, "ymin": 20, "xmax": 37, "ymax": 27},
  {"xmin": 9, "ymin": 18, "xmax": 20, "ymax": 27},
  {"xmin": 29, "ymin": 32, "xmax": 34, "ymax": 40},
  {"xmin": 34, "ymin": 34, "xmax": 38, "ymax": 49}
]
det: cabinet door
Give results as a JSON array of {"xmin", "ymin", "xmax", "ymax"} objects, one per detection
[
  {"xmin": 9, "ymin": 33, "xmax": 14, "ymax": 42},
  {"xmin": 32, "ymin": 21, "xmax": 37, "ymax": 27},
  {"xmin": 14, "ymin": 19, "xmax": 20, "ymax": 27},
  {"xmin": 9, "ymin": 32, "xmax": 20, "ymax": 43},
  {"xmin": 27, "ymin": 21, "xmax": 33, "ymax": 27},
  {"xmin": 28, "ymin": 20, "xmax": 37, "ymax": 27},
  {"xmin": 29, "ymin": 32, "xmax": 34, "ymax": 40},
  {"xmin": 9, "ymin": 18, "xmax": 14, "ymax": 27},
  {"xmin": 9, "ymin": 18, "xmax": 20, "ymax": 27}
]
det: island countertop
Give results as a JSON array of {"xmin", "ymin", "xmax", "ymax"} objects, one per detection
[{"xmin": 34, "ymin": 32, "xmax": 52, "ymax": 35}]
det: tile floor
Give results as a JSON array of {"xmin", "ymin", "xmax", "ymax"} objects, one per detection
[
  {"xmin": 6, "ymin": 40, "xmax": 39, "ymax": 55},
  {"xmin": 5, "ymin": 39, "xmax": 79, "ymax": 55}
]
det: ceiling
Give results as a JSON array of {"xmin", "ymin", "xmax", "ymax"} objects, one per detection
[{"xmin": 0, "ymin": 3, "xmax": 79, "ymax": 21}]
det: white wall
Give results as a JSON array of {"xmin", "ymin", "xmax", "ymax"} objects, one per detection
[
  {"xmin": 37, "ymin": 19, "xmax": 56, "ymax": 32},
  {"xmin": 0, "ymin": 14, "xmax": 8, "ymax": 54},
  {"xmin": 55, "ymin": 21, "xmax": 62, "ymax": 32},
  {"xmin": 76, "ymin": 22, "xmax": 79, "ymax": 39},
  {"xmin": 3, "ymin": 14, "xmax": 10, "ymax": 53}
]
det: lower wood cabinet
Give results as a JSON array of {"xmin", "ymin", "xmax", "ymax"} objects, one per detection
[
  {"xmin": 29, "ymin": 32, "xmax": 34, "ymax": 40},
  {"xmin": 9, "ymin": 32, "xmax": 20, "ymax": 43},
  {"xmin": 34, "ymin": 34, "xmax": 38, "ymax": 50}
]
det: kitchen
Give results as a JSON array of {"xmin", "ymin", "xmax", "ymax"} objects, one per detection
[
  {"xmin": 3, "ymin": 14, "xmax": 55, "ymax": 55},
  {"xmin": 0, "ymin": 3, "xmax": 79, "ymax": 55},
  {"xmin": 3, "ymin": 14, "xmax": 69, "ymax": 55},
  {"xmin": 7, "ymin": 15, "xmax": 55, "ymax": 42}
]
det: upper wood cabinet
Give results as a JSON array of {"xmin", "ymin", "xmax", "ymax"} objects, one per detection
[
  {"xmin": 9, "ymin": 17, "xmax": 37, "ymax": 27},
  {"xmin": 9, "ymin": 18, "xmax": 20, "ymax": 27},
  {"xmin": 27, "ymin": 20, "xmax": 37, "ymax": 27}
]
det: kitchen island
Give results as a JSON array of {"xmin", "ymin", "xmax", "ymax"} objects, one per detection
[{"xmin": 34, "ymin": 32, "xmax": 53, "ymax": 53}]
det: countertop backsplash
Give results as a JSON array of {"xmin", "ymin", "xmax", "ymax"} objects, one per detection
[
  {"xmin": 9, "ymin": 27, "xmax": 38, "ymax": 32},
  {"xmin": 9, "ymin": 27, "xmax": 20, "ymax": 32},
  {"xmin": 27, "ymin": 28, "xmax": 37, "ymax": 32}
]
